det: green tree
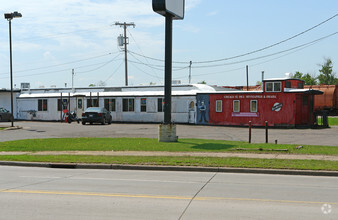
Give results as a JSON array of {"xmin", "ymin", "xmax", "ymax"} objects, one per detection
[
  {"xmin": 294, "ymin": 71, "xmax": 317, "ymax": 85},
  {"xmin": 294, "ymin": 71, "xmax": 303, "ymax": 79},
  {"xmin": 317, "ymin": 58, "xmax": 337, "ymax": 85},
  {"xmin": 303, "ymin": 73, "xmax": 317, "ymax": 85},
  {"xmin": 198, "ymin": 80, "xmax": 207, "ymax": 84}
]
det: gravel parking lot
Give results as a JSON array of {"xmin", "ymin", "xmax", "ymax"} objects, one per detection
[{"xmin": 0, "ymin": 121, "xmax": 337, "ymax": 146}]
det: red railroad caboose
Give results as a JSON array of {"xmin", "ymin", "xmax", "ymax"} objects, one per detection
[{"xmin": 200, "ymin": 78, "xmax": 323, "ymax": 128}]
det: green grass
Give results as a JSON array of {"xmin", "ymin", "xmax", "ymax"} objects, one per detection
[
  {"xmin": 317, "ymin": 117, "xmax": 338, "ymax": 126},
  {"xmin": 0, "ymin": 155, "xmax": 337, "ymax": 171},
  {"xmin": 0, "ymin": 138, "xmax": 337, "ymax": 155},
  {"xmin": 0, "ymin": 127, "xmax": 6, "ymax": 130}
]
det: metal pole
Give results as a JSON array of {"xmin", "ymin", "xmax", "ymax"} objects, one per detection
[
  {"xmin": 246, "ymin": 65, "xmax": 249, "ymax": 91},
  {"xmin": 60, "ymin": 92, "xmax": 63, "ymax": 122},
  {"xmin": 189, "ymin": 61, "xmax": 192, "ymax": 84},
  {"xmin": 265, "ymin": 121, "xmax": 268, "ymax": 143},
  {"xmin": 9, "ymin": 19, "xmax": 14, "ymax": 127},
  {"xmin": 72, "ymin": 69, "xmax": 74, "ymax": 92},
  {"xmin": 164, "ymin": 14, "xmax": 173, "ymax": 124},
  {"xmin": 123, "ymin": 22, "xmax": 128, "ymax": 86},
  {"xmin": 249, "ymin": 121, "xmax": 252, "ymax": 143}
]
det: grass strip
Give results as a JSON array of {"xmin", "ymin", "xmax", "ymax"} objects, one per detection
[
  {"xmin": 0, "ymin": 155, "xmax": 337, "ymax": 171},
  {"xmin": 317, "ymin": 117, "xmax": 338, "ymax": 126},
  {"xmin": 0, "ymin": 138, "xmax": 337, "ymax": 155}
]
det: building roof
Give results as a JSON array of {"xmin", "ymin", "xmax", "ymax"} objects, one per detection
[
  {"xmin": 0, "ymin": 88, "xmax": 21, "ymax": 93},
  {"xmin": 17, "ymin": 84, "xmax": 223, "ymax": 98},
  {"xmin": 263, "ymin": 78, "xmax": 304, "ymax": 82}
]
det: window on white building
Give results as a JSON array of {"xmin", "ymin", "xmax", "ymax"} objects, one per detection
[
  {"xmin": 158, "ymin": 98, "xmax": 164, "ymax": 112},
  {"xmin": 104, "ymin": 99, "xmax": 116, "ymax": 112},
  {"xmin": 38, "ymin": 99, "xmax": 48, "ymax": 111},
  {"xmin": 123, "ymin": 98, "xmax": 134, "ymax": 112},
  {"xmin": 141, "ymin": 98, "xmax": 147, "ymax": 112}
]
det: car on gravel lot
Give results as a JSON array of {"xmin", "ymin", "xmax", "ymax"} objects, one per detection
[
  {"xmin": 0, "ymin": 108, "xmax": 12, "ymax": 122},
  {"xmin": 81, "ymin": 107, "xmax": 112, "ymax": 125}
]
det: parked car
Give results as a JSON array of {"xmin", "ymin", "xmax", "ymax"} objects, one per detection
[
  {"xmin": 0, "ymin": 108, "xmax": 12, "ymax": 122},
  {"xmin": 82, "ymin": 107, "xmax": 112, "ymax": 125}
]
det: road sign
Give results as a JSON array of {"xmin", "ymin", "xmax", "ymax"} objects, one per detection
[{"xmin": 152, "ymin": 0, "xmax": 185, "ymax": 19}]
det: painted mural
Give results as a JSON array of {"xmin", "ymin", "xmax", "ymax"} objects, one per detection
[{"xmin": 196, "ymin": 94, "xmax": 209, "ymax": 124}]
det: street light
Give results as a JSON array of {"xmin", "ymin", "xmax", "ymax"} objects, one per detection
[{"xmin": 4, "ymin": 11, "xmax": 22, "ymax": 127}]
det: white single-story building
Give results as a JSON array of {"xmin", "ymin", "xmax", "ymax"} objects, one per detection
[{"xmin": 13, "ymin": 84, "xmax": 232, "ymax": 124}]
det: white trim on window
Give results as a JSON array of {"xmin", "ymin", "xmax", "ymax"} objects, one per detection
[
  {"xmin": 265, "ymin": 81, "xmax": 281, "ymax": 92},
  {"xmin": 216, "ymin": 100, "xmax": 222, "ymax": 112},
  {"xmin": 233, "ymin": 100, "xmax": 240, "ymax": 112},
  {"xmin": 250, "ymin": 100, "xmax": 258, "ymax": 112}
]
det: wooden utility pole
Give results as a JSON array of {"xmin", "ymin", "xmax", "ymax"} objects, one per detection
[
  {"xmin": 115, "ymin": 22, "xmax": 135, "ymax": 86},
  {"xmin": 189, "ymin": 61, "xmax": 192, "ymax": 84},
  {"xmin": 246, "ymin": 65, "xmax": 249, "ymax": 91}
]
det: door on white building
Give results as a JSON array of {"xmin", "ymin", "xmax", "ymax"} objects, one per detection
[
  {"xmin": 76, "ymin": 97, "xmax": 84, "ymax": 118},
  {"xmin": 188, "ymin": 101, "xmax": 195, "ymax": 124}
]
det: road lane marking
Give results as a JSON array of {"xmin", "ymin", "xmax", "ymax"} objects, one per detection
[
  {"xmin": 2, "ymin": 189, "xmax": 338, "ymax": 205},
  {"xmin": 20, "ymin": 176, "xmax": 201, "ymax": 184}
]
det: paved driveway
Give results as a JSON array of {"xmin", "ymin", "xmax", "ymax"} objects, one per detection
[{"xmin": 0, "ymin": 121, "xmax": 337, "ymax": 146}]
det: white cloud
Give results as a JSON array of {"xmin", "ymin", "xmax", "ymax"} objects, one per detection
[
  {"xmin": 177, "ymin": 24, "xmax": 200, "ymax": 33},
  {"xmin": 186, "ymin": 0, "xmax": 202, "ymax": 10},
  {"xmin": 207, "ymin": 10, "xmax": 219, "ymax": 16}
]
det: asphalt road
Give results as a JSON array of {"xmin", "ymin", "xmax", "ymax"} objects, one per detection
[
  {"xmin": 0, "ymin": 166, "xmax": 337, "ymax": 219},
  {"xmin": 0, "ymin": 121, "xmax": 337, "ymax": 146}
]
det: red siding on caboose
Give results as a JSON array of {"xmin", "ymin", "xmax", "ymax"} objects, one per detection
[{"xmin": 206, "ymin": 78, "xmax": 321, "ymax": 128}]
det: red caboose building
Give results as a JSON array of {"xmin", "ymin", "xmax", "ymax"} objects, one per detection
[{"xmin": 197, "ymin": 78, "xmax": 323, "ymax": 128}]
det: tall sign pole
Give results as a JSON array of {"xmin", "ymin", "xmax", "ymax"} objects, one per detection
[
  {"xmin": 153, "ymin": 0, "xmax": 185, "ymax": 142},
  {"xmin": 164, "ymin": 14, "xmax": 173, "ymax": 124}
]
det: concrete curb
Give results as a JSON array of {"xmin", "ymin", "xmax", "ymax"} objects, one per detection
[
  {"xmin": 0, "ymin": 161, "xmax": 337, "ymax": 177},
  {"xmin": 2, "ymin": 126, "xmax": 23, "ymax": 131}
]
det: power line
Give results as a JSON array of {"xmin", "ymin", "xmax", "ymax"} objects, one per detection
[
  {"xmin": 127, "ymin": 29, "xmax": 162, "ymax": 80},
  {"xmin": 191, "ymin": 32, "xmax": 337, "ymax": 68},
  {"xmin": 16, "ymin": 24, "xmax": 112, "ymax": 41},
  {"xmin": 128, "ymin": 50, "xmax": 188, "ymax": 64},
  {"xmin": 192, "ymin": 13, "xmax": 338, "ymax": 64},
  {"xmin": 182, "ymin": 32, "xmax": 337, "ymax": 79},
  {"xmin": 0, "ymin": 55, "xmax": 123, "ymax": 80},
  {"xmin": 105, "ymin": 60, "xmax": 124, "ymax": 82},
  {"xmin": 128, "ymin": 51, "xmax": 189, "ymax": 70},
  {"xmin": 76, "ymin": 53, "xmax": 122, "ymax": 74},
  {"xmin": 128, "ymin": 14, "xmax": 337, "ymax": 65},
  {"xmin": 0, "ymin": 51, "xmax": 120, "ymax": 75},
  {"xmin": 250, "ymin": 40, "xmax": 322, "ymax": 68},
  {"xmin": 129, "ymin": 62, "xmax": 163, "ymax": 83}
]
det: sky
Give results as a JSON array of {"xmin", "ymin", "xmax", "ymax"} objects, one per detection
[{"xmin": 0, "ymin": 0, "xmax": 337, "ymax": 89}]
